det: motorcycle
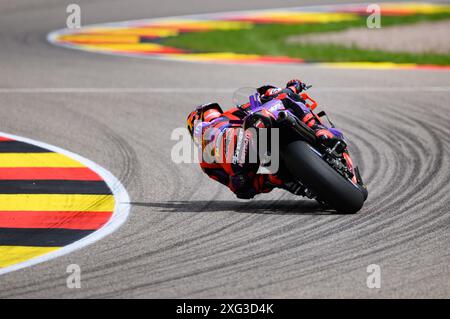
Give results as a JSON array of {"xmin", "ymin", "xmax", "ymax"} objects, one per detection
[{"xmin": 233, "ymin": 85, "xmax": 368, "ymax": 214}]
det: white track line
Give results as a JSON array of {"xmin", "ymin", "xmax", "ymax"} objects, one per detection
[
  {"xmin": 0, "ymin": 132, "xmax": 131, "ymax": 276},
  {"xmin": 0, "ymin": 87, "xmax": 449, "ymax": 93}
]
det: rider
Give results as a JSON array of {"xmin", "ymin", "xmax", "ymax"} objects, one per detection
[{"xmin": 186, "ymin": 79, "xmax": 344, "ymax": 199}]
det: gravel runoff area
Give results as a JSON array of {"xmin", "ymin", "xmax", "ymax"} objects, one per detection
[{"xmin": 287, "ymin": 20, "xmax": 450, "ymax": 55}]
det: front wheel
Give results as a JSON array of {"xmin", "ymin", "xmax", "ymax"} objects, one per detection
[{"xmin": 282, "ymin": 141, "xmax": 365, "ymax": 214}]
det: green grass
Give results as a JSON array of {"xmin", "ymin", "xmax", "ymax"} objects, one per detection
[{"xmin": 162, "ymin": 13, "xmax": 450, "ymax": 65}]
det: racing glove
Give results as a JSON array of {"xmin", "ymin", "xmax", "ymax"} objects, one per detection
[
  {"xmin": 286, "ymin": 79, "xmax": 305, "ymax": 94},
  {"xmin": 230, "ymin": 174, "xmax": 258, "ymax": 199}
]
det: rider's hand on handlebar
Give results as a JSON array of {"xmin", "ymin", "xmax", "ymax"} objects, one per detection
[{"xmin": 286, "ymin": 79, "xmax": 310, "ymax": 94}]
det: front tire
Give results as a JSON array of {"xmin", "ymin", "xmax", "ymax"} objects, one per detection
[{"xmin": 282, "ymin": 141, "xmax": 365, "ymax": 214}]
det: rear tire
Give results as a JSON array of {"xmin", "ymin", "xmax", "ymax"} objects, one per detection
[{"xmin": 282, "ymin": 141, "xmax": 364, "ymax": 214}]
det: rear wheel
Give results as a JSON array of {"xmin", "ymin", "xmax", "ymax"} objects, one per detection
[{"xmin": 282, "ymin": 141, "xmax": 365, "ymax": 214}]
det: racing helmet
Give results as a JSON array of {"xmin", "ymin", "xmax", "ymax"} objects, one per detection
[{"xmin": 186, "ymin": 103, "xmax": 223, "ymax": 138}]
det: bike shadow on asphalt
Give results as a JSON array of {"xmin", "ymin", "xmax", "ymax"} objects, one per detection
[{"xmin": 130, "ymin": 200, "xmax": 340, "ymax": 215}]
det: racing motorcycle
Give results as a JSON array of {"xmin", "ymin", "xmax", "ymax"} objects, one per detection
[{"xmin": 233, "ymin": 85, "xmax": 368, "ymax": 214}]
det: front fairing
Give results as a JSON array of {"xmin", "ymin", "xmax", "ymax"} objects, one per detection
[
  {"xmin": 250, "ymin": 95, "xmax": 310, "ymax": 119},
  {"xmin": 246, "ymin": 93, "xmax": 345, "ymax": 139}
]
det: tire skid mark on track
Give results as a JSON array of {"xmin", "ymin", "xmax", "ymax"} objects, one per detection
[
  {"xmin": 2, "ymin": 0, "xmax": 450, "ymax": 300},
  {"xmin": 4, "ymin": 87, "xmax": 449, "ymax": 298}
]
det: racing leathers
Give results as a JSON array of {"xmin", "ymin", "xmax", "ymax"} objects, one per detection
[{"xmin": 186, "ymin": 79, "xmax": 344, "ymax": 199}]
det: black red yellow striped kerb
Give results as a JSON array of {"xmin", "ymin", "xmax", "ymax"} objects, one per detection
[
  {"xmin": 47, "ymin": 2, "xmax": 450, "ymax": 70},
  {"xmin": 0, "ymin": 132, "xmax": 130, "ymax": 275}
]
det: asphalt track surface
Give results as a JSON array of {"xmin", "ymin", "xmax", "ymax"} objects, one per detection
[{"xmin": 0, "ymin": 0, "xmax": 449, "ymax": 298}]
